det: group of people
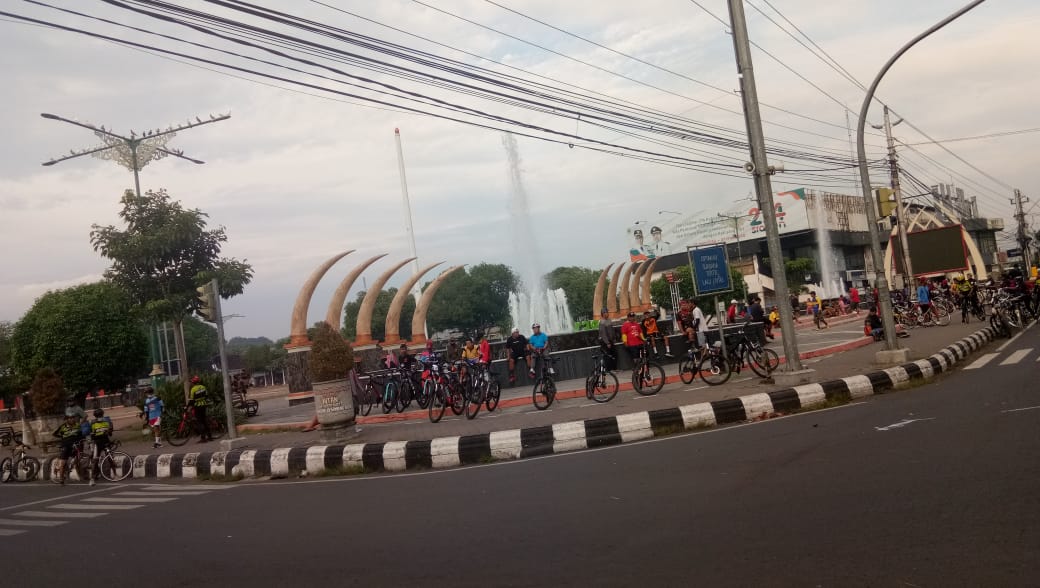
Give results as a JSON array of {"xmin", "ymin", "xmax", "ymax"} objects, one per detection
[
  {"xmin": 598, "ymin": 301, "xmax": 709, "ymax": 369},
  {"xmin": 52, "ymin": 397, "xmax": 114, "ymax": 486}
]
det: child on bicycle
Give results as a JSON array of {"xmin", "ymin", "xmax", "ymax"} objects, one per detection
[
  {"xmin": 53, "ymin": 411, "xmax": 84, "ymax": 486},
  {"xmin": 87, "ymin": 408, "xmax": 114, "ymax": 486}
]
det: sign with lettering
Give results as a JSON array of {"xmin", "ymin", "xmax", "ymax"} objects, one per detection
[{"xmin": 689, "ymin": 244, "xmax": 732, "ymax": 296}]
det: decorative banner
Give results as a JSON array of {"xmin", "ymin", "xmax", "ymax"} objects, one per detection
[
  {"xmin": 689, "ymin": 244, "xmax": 732, "ymax": 296},
  {"xmin": 626, "ymin": 189, "xmax": 810, "ymax": 260}
]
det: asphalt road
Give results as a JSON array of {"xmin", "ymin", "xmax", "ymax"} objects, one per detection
[{"xmin": 4, "ymin": 325, "xmax": 1038, "ymax": 587}]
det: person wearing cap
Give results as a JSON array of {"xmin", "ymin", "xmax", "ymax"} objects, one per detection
[
  {"xmin": 504, "ymin": 328, "xmax": 529, "ymax": 384},
  {"xmin": 726, "ymin": 299, "xmax": 738, "ymax": 324},
  {"xmin": 621, "ymin": 311, "xmax": 647, "ymax": 366},
  {"xmin": 641, "ymin": 308, "xmax": 670, "ymax": 358},
  {"xmin": 597, "ymin": 307, "xmax": 617, "ymax": 370},
  {"xmin": 527, "ymin": 323, "xmax": 549, "ymax": 378}
]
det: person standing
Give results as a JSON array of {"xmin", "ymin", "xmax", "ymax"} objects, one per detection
[
  {"xmin": 505, "ymin": 329, "xmax": 529, "ymax": 384},
  {"xmin": 140, "ymin": 387, "xmax": 164, "ymax": 449},
  {"xmin": 620, "ymin": 311, "xmax": 646, "ymax": 367},
  {"xmin": 789, "ymin": 293, "xmax": 801, "ymax": 324},
  {"xmin": 809, "ymin": 292, "xmax": 828, "ymax": 329},
  {"xmin": 726, "ymin": 299, "xmax": 738, "ymax": 324},
  {"xmin": 597, "ymin": 308, "xmax": 617, "ymax": 370},
  {"xmin": 87, "ymin": 408, "xmax": 113, "ymax": 486},
  {"xmin": 52, "ymin": 412, "xmax": 84, "ymax": 486},
  {"xmin": 849, "ymin": 286, "xmax": 861, "ymax": 314},
  {"xmin": 916, "ymin": 278, "xmax": 934, "ymax": 323},
  {"xmin": 690, "ymin": 299, "xmax": 708, "ymax": 358},
  {"xmin": 479, "ymin": 334, "xmax": 492, "ymax": 368},
  {"xmin": 187, "ymin": 375, "xmax": 212, "ymax": 443},
  {"xmin": 748, "ymin": 297, "xmax": 773, "ymax": 340}
]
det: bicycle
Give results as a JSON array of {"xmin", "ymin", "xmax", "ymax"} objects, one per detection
[
  {"xmin": 92, "ymin": 441, "xmax": 134, "ymax": 482},
  {"xmin": 532, "ymin": 353, "xmax": 560, "ymax": 410},
  {"xmin": 163, "ymin": 405, "xmax": 227, "ymax": 447},
  {"xmin": 428, "ymin": 360, "xmax": 467, "ymax": 423},
  {"xmin": 698, "ymin": 341, "xmax": 732, "ymax": 386},
  {"xmin": 51, "ymin": 439, "xmax": 91, "ymax": 484},
  {"xmin": 585, "ymin": 354, "xmax": 619, "ymax": 403},
  {"xmin": 726, "ymin": 323, "xmax": 780, "ymax": 378},
  {"xmin": 1, "ymin": 441, "xmax": 40, "ymax": 483},
  {"xmin": 631, "ymin": 344, "xmax": 665, "ymax": 396}
]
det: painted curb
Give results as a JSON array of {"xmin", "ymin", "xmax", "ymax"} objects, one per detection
[{"xmin": 38, "ymin": 327, "xmax": 997, "ymax": 482}]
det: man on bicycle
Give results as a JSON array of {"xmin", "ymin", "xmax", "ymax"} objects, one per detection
[
  {"xmin": 505, "ymin": 328, "xmax": 529, "ymax": 384},
  {"xmin": 916, "ymin": 278, "xmax": 935, "ymax": 324},
  {"xmin": 87, "ymin": 408, "xmax": 113, "ymax": 486},
  {"xmin": 460, "ymin": 338, "xmax": 480, "ymax": 381},
  {"xmin": 598, "ymin": 307, "xmax": 617, "ymax": 370},
  {"xmin": 52, "ymin": 411, "xmax": 83, "ymax": 486},
  {"xmin": 187, "ymin": 375, "xmax": 213, "ymax": 443},
  {"xmin": 141, "ymin": 387, "xmax": 164, "ymax": 449},
  {"xmin": 527, "ymin": 323, "xmax": 549, "ymax": 378},
  {"xmin": 621, "ymin": 311, "xmax": 647, "ymax": 367}
]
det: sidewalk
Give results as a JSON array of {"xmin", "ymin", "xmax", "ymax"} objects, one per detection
[{"xmin": 114, "ymin": 319, "xmax": 983, "ymax": 458}]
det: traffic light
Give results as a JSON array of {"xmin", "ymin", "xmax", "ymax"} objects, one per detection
[{"xmin": 197, "ymin": 282, "xmax": 218, "ymax": 323}]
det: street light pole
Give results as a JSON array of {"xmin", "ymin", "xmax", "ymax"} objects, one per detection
[
  {"xmin": 855, "ymin": 0, "xmax": 988, "ymax": 359},
  {"xmin": 726, "ymin": 0, "xmax": 804, "ymax": 376},
  {"xmin": 873, "ymin": 107, "xmax": 914, "ymax": 282}
]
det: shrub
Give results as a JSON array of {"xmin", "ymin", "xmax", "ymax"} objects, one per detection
[
  {"xmin": 30, "ymin": 367, "xmax": 65, "ymax": 416},
  {"xmin": 309, "ymin": 322, "xmax": 354, "ymax": 382}
]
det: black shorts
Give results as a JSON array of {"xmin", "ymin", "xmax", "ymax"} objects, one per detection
[
  {"xmin": 509, "ymin": 349, "xmax": 527, "ymax": 360},
  {"xmin": 59, "ymin": 442, "xmax": 78, "ymax": 460},
  {"xmin": 91, "ymin": 437, "xmax": 110, "ymax": 457}
]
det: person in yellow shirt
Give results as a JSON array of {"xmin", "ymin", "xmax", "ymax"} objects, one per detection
[
  {"xmin": 460, "ymin": 339, "xmax": 480, "ymax": 381},
  {"xmin": 768, "ymin": 306, "xmax": 780, "ymax": 328}
]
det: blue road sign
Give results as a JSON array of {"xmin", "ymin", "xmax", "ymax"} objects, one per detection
[{"xmin": 689, "ymin": 244, "xmax": 732, "ymax": 296}]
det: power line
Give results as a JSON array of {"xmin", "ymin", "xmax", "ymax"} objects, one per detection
[{"xmin": 901, "ymin": 127, "xmax": 1040, "ymax": 146}]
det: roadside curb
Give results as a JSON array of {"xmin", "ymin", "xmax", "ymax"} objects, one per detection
[{"xmin": 37, "ymin": 327, "xmax": 994, "ymax": 482}]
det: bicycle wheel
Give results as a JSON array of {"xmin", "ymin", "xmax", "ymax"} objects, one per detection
[
  {"xmin": 419, "ymin": 380, "xmax": 435, "ymax": 413},
  {"xmin": 633, "ymin": 362, "xmax": 665, "ymax": 395},
  {"xmin": 396, "ymin": 381, "xmax": 412, "ymax": 413},
  {"xmin": 699, "ymin": 354, "xmax": 732, "ymax": 386},
  {"xmin": 166, "ymin": 417, "xmax": 192, "ymax": 447},
  {"xmin": 449, "ymin": 386, "xmax": 466, "ymax": 416},
  {"xmin": 364, "ymin": 381, "xmax": 378, "ymax": 416},
  {"xmin": 934, "ymin": 306, "xmax": 951, "ymax": 326},
  {"xmin": 464, "ymin": 387, "xmax": 482, "ymax": 420},
  {"xmin": 485, "ymin": 380, "xmax": 501, "ymax": 412},
  {"xmin": 100, "ymin": 451, "xmax": 133, "ymax": 482},
  {"xmin": 429, "ymin": 386, "xmax": 447, "ymax": 423},
  {"xmin": 589, "ymin": 371, "xmax": 619, "ymax": 403},
  {"xmin": 0, "ymin": 457, "xmax": 11, "ymax": 483},
  {"xmin": 748, "ymin": 347, "xmax": 780, "ymax": 378},
  {"xmin": 382, "ymin": 381, "xmax": 398, "ymax": 414},
  {"xmin": 532, "ymin": 378, "xmax": 556, "ymax": 410},
  {"xmin": 15, "ymin": 456, "xmax": 40, "ymax": 482},
  {"xmin": 678, "ymin": 358, "xmax": 696, "ymax": 385},
  {"xmin": 415, "ymin": 379, "xmax": 430, "ymax": 409}
]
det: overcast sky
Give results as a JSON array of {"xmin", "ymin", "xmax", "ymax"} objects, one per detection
[{"xmin": 2, "ymin": 0, "xmax": 1036, "ymax": 339}]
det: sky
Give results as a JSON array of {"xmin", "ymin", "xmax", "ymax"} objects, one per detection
[{"xmin": 1, "ymin": 0, "xmax": 1037, "ymax": 339}]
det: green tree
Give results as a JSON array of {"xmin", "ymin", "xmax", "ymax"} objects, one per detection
[
  {"xmin": 426, "ymin": 263, "xmax": 518, "ymax": 337},
  {"xmin": 90, "ymin": 189, "xmax": 253, "ymax": 397},
  {"xmin": 784, "ymin": 258, "xmax": 815, "ymax": 292},
  {"xmin": 0, "ymin": 321, "xmax": 16, "ymax": 403},
  {"xmin": 544, "ymin": 266, "xmax": 599, "ymax": 321},
  {"xmin": 649, "ymin": 266, "xmax": 747, "ymax": 312},
  {"xmin": 242, "ymin": 344, "xmax": 275, "ymax": 374},
  {"xmin": 181, "ymin": 316, "xmax": 219, "ymax": 372},
  {"xmin": 227, "ymin": 336, "xmax": 274, "ymax": 355},
  {"xmin": 340, "ymin": 287, "xmax": 415, "ymax": 341},
  {"xmin": 10, "ymin": 282, "xmax": 148, "ymax": 396}
]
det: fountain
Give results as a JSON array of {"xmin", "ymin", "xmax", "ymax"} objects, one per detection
[
  {"xmin": 813, "ymin": 195, "xmax": 844, "ymax": 298},
  {"xmin": 502, "ymin": 133, "xmax": 574, "ymax": 334}
]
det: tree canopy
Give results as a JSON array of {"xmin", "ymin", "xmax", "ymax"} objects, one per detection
[
  {"xmin": 340, "ymin": 287, "xmax": 415, "ymax": 341},
  {"xmin": 9, "ymin": 282, "xmax": 148, "ymax": 395},
  {"xmin": 544, "ymin": 266, "xmax": 599, "ymax": 322},
  {"xmin": 426, "ymin": 263, "xmax": 518, "ymax": 338},
  {"xmin": 0, "ymin": 321, "xmax": 17, "ymax": 403}
]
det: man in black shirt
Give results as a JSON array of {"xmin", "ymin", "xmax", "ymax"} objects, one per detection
[
  {"xmin": 748, "ymin": 297, "xmax": 773, "ymax": 339},
  {"xmin": 505, "ymin": 328, "xmax": 530, "ymax": 384}
]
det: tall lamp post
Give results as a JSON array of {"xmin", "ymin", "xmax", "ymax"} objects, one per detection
[
  {"xmin": 40, "ymin": 111, "xmax": 231, "ymax": 382},
  {"xmin": 855, "ymin": 0, "xmax": 988, "ymax": 360}
]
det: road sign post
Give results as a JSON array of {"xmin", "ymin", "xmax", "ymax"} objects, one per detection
[{"xmin": 688, "ymin": 244, "xmax": 733, "ymax": 359}]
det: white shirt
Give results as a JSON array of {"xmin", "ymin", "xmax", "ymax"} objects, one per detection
[{"xmin": 692, "ymin": 307, "xmax": 708, "ymax": 333}]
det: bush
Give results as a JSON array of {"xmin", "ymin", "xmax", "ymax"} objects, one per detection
[
  {"xmin": 309, "ymin": 322, "xmax": 354, "ymax": 382},
  {"xmin": 153, "ymin": 373, "xmax": 244, "ymax": 426},
  {"xmin": 30, "ymin": 367, "xmax": 65, "ymax": 417}
]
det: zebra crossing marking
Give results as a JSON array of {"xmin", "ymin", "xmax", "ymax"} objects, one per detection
[
  {"xmin": 49, "ymin": 503, "xmax": 143, "ymax": 511},
  {"xmin": 0, "ymin": 518, "xmax": 66, "ymax": 527},
  {"xmin": 84, "ymin": 497, "xmax": 177, "ymax": 504},
  {"xmin": 999, "ymin": 349, "xmax": 1032, "ymax": 365},
  {"xmin": 964, "ymin": 353, "xmax": 998, "ymax": 370}
]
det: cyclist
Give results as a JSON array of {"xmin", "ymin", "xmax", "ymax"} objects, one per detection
[
  {"xmin": 953, "ymin": 274, "xmax": 973, "ymax": 323},
  {"xmin": 527, "ymin": 323, "xmax": 549, "ymax": 378},
  {"xmin": 140, "ymin": 387, "xmax": 164, "ymax": 449},
  {"xmin": 460, "ymin": 338, "xmax": 480, "ymax": 381},
  {"xmin": 641, "ymin": 308, "xmax": 671, "ymax": 358},
  {"xmin": 187, "ymin": 375, "xmax": 213, "ymax": 443},
  {"xmin": 87, "ymin": 408, "xmax": 113, "ymax": 486},
  {"xmin": 52, "ymin": 411, "xmax": 83, "ymax": 486},
  {"xmin": 916, "ymin": 278, "xmax": 935, "ymax": 324},
  {"xmin": 505, "ymin": 328, "xmax": 529, "ymax": 384},
  {"xmin": 676, "ymin": 300, "xmax": 696, "ymax": 346},
  {"xmin": 809, "ymin": 292, "xmax": 828, "ymax": 329},
  {"xmin": 479, "ymin": 334, "xmax": 492, "ymax": 368},
  {"xmin": 621, "ymin": 311, "xmax": 647, "ymax": 367},
  {"xmin": 690, "ymin": 299, "xmax": 709, "ymax": 359}
]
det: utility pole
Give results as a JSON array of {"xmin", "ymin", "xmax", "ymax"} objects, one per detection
[
  {"xmin": 726, "ymin": 0, "xmax": 806, "ymax": 378},
  {"xmin": 874, "ymin": 106, "xmax": 914, "ymax": 284},
  {"xmin": 1012, "ymin": 188, "xmax": 1031, "ymax": 267}
]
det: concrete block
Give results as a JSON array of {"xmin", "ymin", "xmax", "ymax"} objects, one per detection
[
  {"xmin": 771, "ymin": 368, "xmax": 816, "ymax": 387},
  {"xmin": 875, "ymin": 347, "xmax": 912, "ymax": 366}
]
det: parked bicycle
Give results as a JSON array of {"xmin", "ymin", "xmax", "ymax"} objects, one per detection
[
  {"xmin": 585, "ymin": 354, "xmax": 619, "ymax": 403},
  {"xmin": 1, "ymin": 441, "xmax": 40, "ymax": 483},
  {"xmin": 631, "ymin": 344, "xmax": 665, "ymax": 396},
  {"xmin": 532, "ymin": 354, "xmax": 561, "ymax": 410},
  {"xmin": 726, "ymin": 323, "xmax": 780, "ymax": 378},
  {"xmin": 164, "ymin": 405, "xmax": 227, "ymax": 447},
  {"xmin": 427, "ymin": 358, "xmax": 467, "ymax": 423}
]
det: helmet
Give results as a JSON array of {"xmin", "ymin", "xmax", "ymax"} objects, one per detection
[
  {"xmin": 93, "ymin": 408, "xmax": 104, "ymax": 418},
  {"xmin": 627, "ymin": 311, "xmax": 635, "ymax": 318},
  {"xmin": 191, "ymin": 376, "xmax": 201, "ymax": 384},
  {"xmin": 64, "ymin": 407, "xmax": 77, "ymax": 417},
  {"xmin": 531, "ymin": 323, "xmax": 541, "ymax": 329}
]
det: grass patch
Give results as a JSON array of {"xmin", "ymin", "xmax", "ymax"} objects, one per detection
[
  {"xmin": 479, "ymin": 454, "xmax": 496, "ymax": 464},
  {"xmin": 789, "ymin": 396, "xmax": 851, "ymax": 415},
  {"xmin": 651, "ymin": 423, "xmax": 685, "ymax": 437},
  {"xmin": 238, "ymin": 426, "xmax": 306, "ymax": 436},
  {"xmin": 311, "ymin": 465, "xmax": 367, "ymax": 477},
  {"xmin": 196, "ymin": 471, "xmax": 245, "ymax": 483}
]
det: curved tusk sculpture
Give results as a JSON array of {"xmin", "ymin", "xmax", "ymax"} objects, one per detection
[
  {"xmin": 592, "ymin": 263, "xmax": 614, "ymax": 321},
  {"xmin": 324, "ymin": 253, "xmax": 389, "ymax": 332},
  {"xmin": 353, "ymin": 257, "xmax": 416, "ymax": 346},
  {"xmin": 287, "ymin": 250, "xmax": 354, "ymax": 347},
  {"xmin": 606, "ymin": 262, "xmax": 625, "ymax": 319},
  {"xmin": 410, "ymin": 265, "xmax": 466, "ymax": 345},
  {"xmin": 383, "ymin": 261, "xmax": 444, "ymax": 345}
]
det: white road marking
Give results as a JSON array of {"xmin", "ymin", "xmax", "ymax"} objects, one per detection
[
  {"xmin": 83, "ymin": 497, "xmax": 177, "ymax": 504},
  {"xmin": 49, "ymin": 503, "xmax": 143, "ymax": 511},
  {"xmin": 140, "ymin": 485, "xmax": 235, "ymax": 491},
  {"xmin": 16, "ymin": 511, "xmax": 105, "ymax": 519},
  {"xmin": 996, "ymin": 320, "xmax": 1036, "ymax": 352},
  {"xmin": 0, "ymin": 529, "xmax": 26, "ymax": 536},
  {"xmin": 0, "ymin": 486, "xmax": 115, "ymax": 513},
  {"xmin": 964, "ymin": 353, "xmax": 998, "ymax": 370},
  {"xmin": 1000, "ymin": 349, "xmax": 1032, "ymax": 365},
  {"xmin": 875, "ymin": 418, "xmax": 935, "ymax": 431},
  {"xmin": 114, "ymin": 491, "xmax": 209, "ymax": 497},
  {"xmin": 1001, "ymin": 405, "xmax": 1040, "ymax": 413},
  {"xmin": 0, "ymin": 518, "xmax": 66, "ymax": 527}
]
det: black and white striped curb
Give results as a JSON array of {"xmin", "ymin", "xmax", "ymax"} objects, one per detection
[{"xmin": 39, "ymin": 327, "xmax": 995, "ymax": 482}]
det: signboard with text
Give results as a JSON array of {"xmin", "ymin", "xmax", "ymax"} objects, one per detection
[{"xmin": 688, "ymin": 244, "xmax": 732, "ymax": 296}]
